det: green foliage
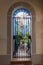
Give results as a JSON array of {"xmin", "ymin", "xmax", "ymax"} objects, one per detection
[
  {"xmin": 18, "ymin": 31, "xmax": 22, "ymax": 36},
  {"xmin": 15, "ymin": 30, "xmax": 31, "ymax": 44},
  {"xmin": 20, "ymin": 32, "xmax": 30, "ymax": 43},
  {"xmin": 24, "ymin": 32, "xmax": 29, "ymax": 36},
  {"xmin": 21, "ymin": 35, "xmax": 29, "ymax": 43}
]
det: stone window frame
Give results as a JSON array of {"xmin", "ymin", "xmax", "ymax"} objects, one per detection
[{"xmin": 7, "ymin": 2, "xmax": 36, "ymax": 59}]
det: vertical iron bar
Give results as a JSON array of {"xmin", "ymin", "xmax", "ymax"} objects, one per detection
[
  {"xmin": 13, "ymin": 18, "xmax": 15, "ymax": 57},
  {"xmin": 28, "ymin": 18, "xmax": 29, "ymax": 35},
  {"xmin": 15, "ymin": 18, "xmax": 16, "ymax": 36}
]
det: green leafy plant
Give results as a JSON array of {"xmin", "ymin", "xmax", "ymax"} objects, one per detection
[{"xmin": 20, "ymin": 32, "xmax": 31, "ymax": 43}]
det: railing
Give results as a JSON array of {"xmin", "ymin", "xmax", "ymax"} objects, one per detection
[{"xmin": 13, "ymin": 17, "xmax": 31, "ymax": 58}]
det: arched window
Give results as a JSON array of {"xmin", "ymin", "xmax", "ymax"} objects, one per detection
[{"xmin": 12, "ymin": 7, "xmax": 32, "ymax": 58}]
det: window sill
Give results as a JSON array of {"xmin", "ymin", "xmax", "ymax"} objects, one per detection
[{"xmin": 10, "ymin": 58, "xmax": 32, "ymax": 64}]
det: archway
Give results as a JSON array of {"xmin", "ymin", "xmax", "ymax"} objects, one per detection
[{"xmin": 7, "ymin": 2, "xmax": 36, "ymax": 60}]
